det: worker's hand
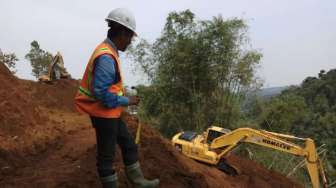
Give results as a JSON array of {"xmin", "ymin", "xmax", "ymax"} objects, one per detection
[{"xmin": 128, "ymin": 96, "xmax": 140, "ymax": 106}]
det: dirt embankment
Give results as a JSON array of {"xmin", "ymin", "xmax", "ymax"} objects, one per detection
[{"xmin": 0, "ymin": 63, "xmax": 302, "ymax": 188}]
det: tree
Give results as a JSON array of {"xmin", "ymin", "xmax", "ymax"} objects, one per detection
[
  {"xmin": 25, "ymin": 41, "xmax": 53, "ymax": 79},
  {"xmin": 258, "ymin": 94, "xmax": 309, "ymax": 133},
  {"xmin": 0, "ymin": 49, "xmax": 19, "ymax": 74},
  {"xmin": 129, "ymin": 10, "xmax": 262, "ymax": 136}
]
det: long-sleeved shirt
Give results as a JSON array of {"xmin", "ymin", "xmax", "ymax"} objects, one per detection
[{"xmin": 92, "ymin": 38, "xmax": 129, "ymax": 108}]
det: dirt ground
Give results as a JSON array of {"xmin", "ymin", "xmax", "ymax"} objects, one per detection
[{"xmin": 0, "ymin": 63, "xmax": 303, "ymax": 188}]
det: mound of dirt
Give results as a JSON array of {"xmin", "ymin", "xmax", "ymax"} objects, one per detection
[
  {"xmin": 0, "ymin": 64, "xmax": 78, "ymax": 148},
  {"xmin": 0, "ymin": 65, "xmax": 303, "ymax": 188},
  {"xmin": 0, "ymin": 63, "xmax": 45, "ymax": 137}
]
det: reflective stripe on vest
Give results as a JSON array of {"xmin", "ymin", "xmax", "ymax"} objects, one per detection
[
  {"xmin": 78, "ymin": 86, "xmax": 123, "ymax": 98},
  {"xmin": 75, "ymin": 42, "xmax": 125, "ymax": 118},
  {"xmin": 81, "ymin": 47, "xmax": 124, "ymax": 98},
  {"xmin": 85, "ymin": 47, "xmax": 110, "ymax": 95},
  {"xmin": 79, "ymin": 86, "xmax": 94, "ymax": 98}
]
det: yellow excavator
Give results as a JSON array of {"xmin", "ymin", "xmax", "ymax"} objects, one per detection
[
  {"xmin": 172, "ymin": 126, "xmax": 329, "ymax": 188},
  {"xmin": 38, "ymin": 52, "xmax": 71, "ymax": 83}
]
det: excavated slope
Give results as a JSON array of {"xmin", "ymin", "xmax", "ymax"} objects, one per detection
[{"xmin": 0, "ymin": 63, "xmax": 302, "ymax": 188}]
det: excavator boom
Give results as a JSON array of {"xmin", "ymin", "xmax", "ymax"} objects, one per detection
[
  {"xmin": 172, "ymin": 126, "xmax": 328, "ymax": 188},
  {"xmin": 210, "ymin": 127, "xmax": 327, "ymax": 188}
]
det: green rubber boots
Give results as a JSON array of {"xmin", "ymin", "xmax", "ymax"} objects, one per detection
[
  {"xmin": 100, "ymin": 161, "xmax": 159, "ymax": 188},
  {"xmin": 100, "ymin": 173, "xmax": 118, "ymax": 188},
  {"xmin": 125, "ymin": 162, "xmax": 160, "ymax": 188}
]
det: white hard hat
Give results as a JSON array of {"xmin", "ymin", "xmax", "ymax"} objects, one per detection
[{"xmin": 105, "ymin": 8, "xmax": 137, "ymax": 36}]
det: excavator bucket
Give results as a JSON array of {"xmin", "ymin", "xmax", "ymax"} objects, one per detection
[{"xmin": 38, "ymin": 75, "xmax": 51, "ymax": 83}]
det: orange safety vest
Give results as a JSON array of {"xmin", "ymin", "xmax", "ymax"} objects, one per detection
[{"xmin": 75, "ymin": 42, "xmax": 125, "ymax": 118}]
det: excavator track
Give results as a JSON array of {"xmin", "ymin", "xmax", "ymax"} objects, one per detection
[{"xmin": 217, "ymin": 159, "xmax": 238, "ymax": 176}]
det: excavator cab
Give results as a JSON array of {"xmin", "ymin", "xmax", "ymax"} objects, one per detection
[
  {"xmin": 178, "ymin": 131, "xmax": 198, "ymax": 142},
  {"xmin": 172, "ymin": 126, "xmax": 239, "ymax": 176},
  {"xmin": 205, "ymin": 126, "xmax": 231, "ymax": 144}
]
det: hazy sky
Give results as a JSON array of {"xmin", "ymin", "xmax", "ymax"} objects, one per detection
[{"xmin": 1, "ymin": 0, "xmax": 335, "ymax": 87}]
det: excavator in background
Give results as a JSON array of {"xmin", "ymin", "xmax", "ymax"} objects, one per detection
[
  {"xmin": 38, "ymin": 52, "xmax": 71, "ymax": 83},
  {"xmin": 172, "ymin": 126, "xmax": 329, "ymax": 188}
]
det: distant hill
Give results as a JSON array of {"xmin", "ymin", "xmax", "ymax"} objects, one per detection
[
  {"xmin": 242, "ymin": 86, "xmax": 289, "ymax": 112},
  {"xmin": 257, "ymin": 86, "xmax": 289, "ymax": 98}
]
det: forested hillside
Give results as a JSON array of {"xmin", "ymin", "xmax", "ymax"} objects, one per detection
[{"xmin": 247, "ymin": 69, "xmax": 336, "ymax": 185}]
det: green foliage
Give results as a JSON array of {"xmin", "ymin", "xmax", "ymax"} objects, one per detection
[
  {"xmin": 285, "ymin": 70, "xmax": 336, "ymax": 170},
  {"xmin": 247, "ymin": 68, "xmax": 336, "ymax": 185},
  {"xmin": 0, "ymin": 49, "xmax": 19, "ymax": 74},
  {"xmin": 129, "ymin": 10, "xmax": 262, "ymax": 136},
  {"xmin": 258, "ymin": 94, "xmax": 309, "ymax": 133},
  {"xmin": 237, "ymin": 144, "xmax": 312, "ymax": 187},
  {"xmin": 25, "ymin": 41, "xmax": 53, "ymax": 79}
]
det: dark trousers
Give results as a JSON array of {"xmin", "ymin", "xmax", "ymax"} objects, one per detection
[{"xmin": 90, "ymin": 116, "xmax": 139, "ymax": 177}]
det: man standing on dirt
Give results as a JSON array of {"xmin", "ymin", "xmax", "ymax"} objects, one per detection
[{"xmin": 75, "ymin": 8, "xmax": 159, "ymax": 188}]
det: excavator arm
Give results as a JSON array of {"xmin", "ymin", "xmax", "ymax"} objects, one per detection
[
  {"xmin": 39, "ymin": 52, "xmax": 70, "ymax": 82},
  {"xmin": 210, "ymin": 127, "xmax": 328, "ymax": 188}
]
